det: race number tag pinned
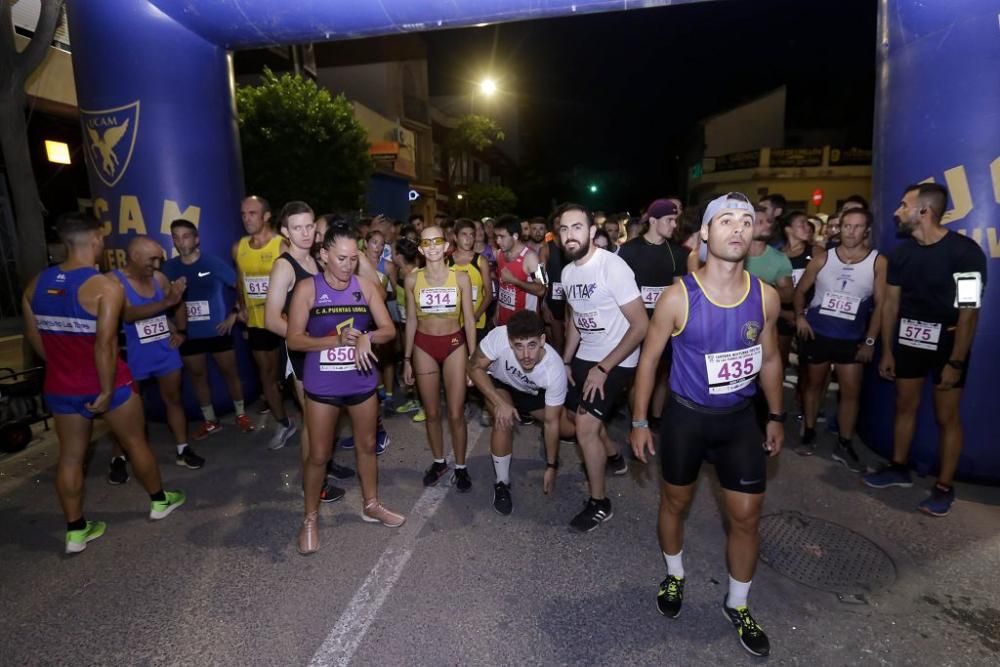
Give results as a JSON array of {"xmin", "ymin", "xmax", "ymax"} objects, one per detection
[
  {"xmin": 498, "ymin": 284, "xmax": 516, "ymax": 308},
  {"xmin": 705, "ymin": 345, "xmax": 762, "ymax": 395},
  {"xmin": 819, "ymin": 291, "xmax": 861, "ymax": 320},
  {"xmin": 898, "ymin": 318, "xmax": 941, "ymax": 351},
  {"xmin": 574, "ymin": 310, "xmax": 602, "ymax": 333},
  {"xmin": 418, "ymin": 287, "xmax": 457, "ymax": 314},
  {"xmin": 319, "ymin": 346, "xmax": 357, "ymax": 372},
  {"xmin": 244, "ymin": 276, "xmax": 269, "ymax": 300},
  {"xmin": 954, "ymin": 272, "xmax": 982, "ymax": 309},
  {"xmin": 551, "ymin": 282, "xmax": 565, "ymax": 301},
  {"xmin": 135, "ymin": 315, "xmax": 170, "ymax": 344},
  {"xmin": 640, "ymin": 286, "xmax": 666, "ymax": 309},
  {"xmin": 185, "ymin": 300, "xmax": 210, "ymax": 322}
]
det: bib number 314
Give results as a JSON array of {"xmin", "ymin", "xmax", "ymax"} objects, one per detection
[{"xmin": 705, "ymin": 345, "xmax": 762, "ymax": 395}]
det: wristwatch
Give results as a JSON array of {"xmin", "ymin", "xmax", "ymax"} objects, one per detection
[
  {"xmin": 631, "ymin": 419, "xmax": 650, "ymax": 430},
  {"xmin": 546, "ymin": 460, "xmax": 559, "ymax": 470},
  {"xmin": 864, "ymin": 337, "xmax": 876, "ymax": 346},
  {"xmin": 946, "ymin": 359, "xmax": 966, "ymax": 370},
  {"xmin": 767, "ymin": 412, "xmax": 787, "ymax": 423}
]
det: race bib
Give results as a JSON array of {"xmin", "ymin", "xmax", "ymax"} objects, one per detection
[
  {"xmin": 471, "ymin": 286, "xmax": 479, "ymax": 303},
  {"xmin": 135, "ymin": 315, "xmax": 170, "ymax": 344},
  {"xmin": 819, "ymin": 291, "xmax": 861, "ymax": 321},
  {"xmin": 574, "ymin": 310, "xmax": 602, "ymax": 333},
  {"xmin": 898, "ymin": 318, "xmax": 941, "ymax": 351},
  {"xmin": 419, "ymin": 287, "xmax": 458, "ymax": 314},
  {"xmin": 640, "ymin": 285, "xmax": 666, "ymax": 309},
  {"xmin": 705, "ymin": 345, "xmax": 762, "ymax": 395},
  {"xmin": 319, "ymin": 346, "xmax": 357, "ymax": 372},
  {"xmin": 791, "ymin": 268, "xmax": 806, "ymax": 288},
  {"xmin": 243, "ymin": 275, "xmax": 269, "ymax": 300},
  {"xmin": 551, "ymin": 282, "xmax": 565, "ymax": 301},
  {"xmin": 498, "ymin": 284, "xmax": 516, "ymax": 308},
  {"xmin": 185, "ymin": 300, "xmax": 210, "ymax": 322}
]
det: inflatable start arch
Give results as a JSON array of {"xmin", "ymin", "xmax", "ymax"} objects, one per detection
[{"xmin": 64, "ymin": 0, "xmax": 999, "ymax": 480}]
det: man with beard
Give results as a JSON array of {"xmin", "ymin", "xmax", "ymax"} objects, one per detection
[
  {"xmin": 559, "ymin": 203, "xmax": 648, "ymax": 532},
  {"xmin": 631, "ymin": 192, "xmax": 783, "ymax": 657},
  {"xmin": 494, "ymin": 215, "xmax": 547, "ymax": 326},
  {"xmin": 527, "ymin": 216, "xmax": 548, "ymax": 259},
  {"xmin": 863, "ymin": 183, "xmax": 986, "ymax": 517},
  {"xmin": 164, "ymin": 220, "xmax": 254, "ymax": 442}
]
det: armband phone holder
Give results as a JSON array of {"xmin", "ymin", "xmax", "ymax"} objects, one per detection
[{"xmin": 954, "ymin": 272, "xmax": 982, "ymax": 309}]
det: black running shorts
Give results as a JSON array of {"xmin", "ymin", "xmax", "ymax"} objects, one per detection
[
  {"xmin": 180, "ymin": 335, "xmax": 234, "ymax": 357},
  {"xmin": 893, "ymin": 329, "xmax": 970, "ymax": 388},
  {"xmin": 658, "ymin": 395, "xmax": 767, "ymax": 494},
  {"xmin": 490, "ymin": 377, "xmax": 545, "ymax": 415},
  {"xmin": 799, "ymin": 334, "xmax": 862, "ymax": 366},
  {"xmin": 565, "ymin": 358, "xmax": 633, "ymax": 422}
]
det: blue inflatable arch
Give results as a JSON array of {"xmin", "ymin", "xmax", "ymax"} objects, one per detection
[{"xmin": 64, "ymin": 0, "xmax": 999, "ymax": 481}]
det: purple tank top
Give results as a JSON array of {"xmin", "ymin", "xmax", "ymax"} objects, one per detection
[
  {"xmin": 669, "ymin": 272, "xmax": 766, "ymax": 408},
  {"xmin": 303, "ymin": 274, "xmax": 377, "ymax": 397}
]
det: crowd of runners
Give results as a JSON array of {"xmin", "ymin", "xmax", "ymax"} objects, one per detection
[{"xmin": 21, "ymin": 182, "xmax": 986, "ymax": 657}]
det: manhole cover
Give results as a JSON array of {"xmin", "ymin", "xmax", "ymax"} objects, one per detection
[{"xmin": 759, "ymin": 511, "xmax": 896, "ymax": 595}]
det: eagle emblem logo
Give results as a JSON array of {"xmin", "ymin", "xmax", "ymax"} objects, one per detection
[{"xmin": 80, "ymin": 101, "xmax": 140, "ymax": 187}]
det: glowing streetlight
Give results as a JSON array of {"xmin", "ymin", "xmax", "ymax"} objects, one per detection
[
  {"xmin": 589, "ymin": 184, "xmax": 599, "ymax": 194},
  {"xmin": 479, "ymin": 78, "xmax": 497, "ymax": 96}
]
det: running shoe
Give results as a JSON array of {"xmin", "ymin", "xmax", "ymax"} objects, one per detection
[
  {"xmin": 918, "ymin": 484, "xmax": 955, "ymax": 517},
  {"xmin": 722, "ymin": 598, "xmax": 770, "ymax": 657},
  {"xmin": 176, "ymin": 446, "xmax": 205, "ymax": 470},
  {"xmin": 298, "ymin": 512, "xmax": 318, "ymax": 555},
  {"xmin": 320, "ymin": 481, "xmax": 345, "ymax": 503},
  {"xmin": 235, "ymin": 413, "xmax": 256, "ymax": 432},
  {"xmin": 267, "ymin": 420, "xmax": 297, "ymax": 450},
  {"xmin": 832, "ymin": 440, "xmax": 864, "ymax": 473},
  {"xmin": 192, "ymin": 420, "xmax": 222, "ymax": 441},
  {"xmin": 395, "ymin": 399, "xmax": 421, "ymax": 414},
  {"xmin": 412, "ymin": 408, "xmax": 426, "ymax": 423},
  {"xmin": 377, "ymin": 385, "xmax": 387, "ymax": 401},
  {"xmin": 375, "ymin": 428, "xmax": 390, "ymax": 456},
  {"xmin": 569, "ymin": 498, "xmax": 613, "ymax": 533},
  {"xmin": 107, "ymin": 456, "xmax": 129, "ymax": 485},
  {"xmin": 338, "ymin": 434, "xmax": 356, "ymax": 450},
  {"xmin": 65, "ymin": 520, "xmax": 106, "ymax": 554},
  {"xmin": 326, "ymin": 460, "xmax": 356, "ymax": 480},
  {"xmin": 423, "ymin": 461, "xmax": 449, "ymax": 487},
  {"xmin": 150, "ymin": 490, "xmax": 186, "ymax": 520},
  {"xmin": 863, "ymin": 464, "xmax": 913, "ymax": 489},
  {"xmin": 480, "ymin": 410, "xmax": 492, "ymax": 427},
  {"xmin": 453, "ymin": 467, "xmax": 472, "ymax": 493},
  {"xmin": 656, "ymin": 575, "xmax": 685, "ymax": 618},
  {"xmin": 256, "ymin": 400, "xmax": 270, "ymax": 415},
  {"xmin": 492, "ymin": 481, "xmax": 512, "ymax": 516},
  {"xmin": 362, "ymin": 499, "xmax": 406, "ymax": 527},
  {"xmin": 793, "ymin": 427, "xmax": 817, "ymax": 456},
  {"xmin": 517, "ymin": 412, "xmax": 535, "ymax": 426},
  {"xmin": 607, "ymin": 453, "xmax": 628, "ymax": 476}
]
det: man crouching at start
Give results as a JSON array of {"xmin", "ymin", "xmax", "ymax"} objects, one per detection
[{"xmin": 467, "ymin": 309, "xmax": 574, "ymax": 515}]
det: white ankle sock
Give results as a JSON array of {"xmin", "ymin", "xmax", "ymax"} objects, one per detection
[
  {"xmin": 727, "ymin": 575, "xmax": 751, "ymax": 608},
  {"xmin": 492, "ymin": 454, "xmax": 512, "ymax": 484},
  {"xmin": 176, "ymin": 443, "xmax": 188, "ymax": 455},
  {"xmin": 663, "ymin": 550, "xmax": 684, "ymax": 578},
  {"xmin": 200, "ymin": 405, "xmax": 217, "ymax": 422},
  {"xmin": 233, "ymin": 400, "xmax": 245, "ymax": 416}
]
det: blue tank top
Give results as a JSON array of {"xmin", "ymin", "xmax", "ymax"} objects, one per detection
[
  {"xmin": 670, "ymin": 272, "xmax": 766, "ymax": 408},
  {"xmin": 115, "ymin": 270, "xmax": 176, "ymax": 376},
  {"xmin": 303, "ymin": 274, "xmax": 378, "ymax": 397},
  {"xmin": 806, "ymin": 248, "xmax": 878, "ymax": 340}
]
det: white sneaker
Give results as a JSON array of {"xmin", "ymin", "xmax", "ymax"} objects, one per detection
[{"xmin": 268, "ymin": 420, "xmax": 298, "ymax": 450}]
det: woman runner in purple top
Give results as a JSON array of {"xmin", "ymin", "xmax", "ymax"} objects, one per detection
[{"xmin": 287, "ymin": 223, "xmax": 403, "ymax": 555}]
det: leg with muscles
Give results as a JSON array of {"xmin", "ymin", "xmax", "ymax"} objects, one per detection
[
  {"xmin": 656, "ymin": 481, "xmax": 695, "ymax": 618},
  {"xmin": 290, "ymin": 379, "xmax": 310, "ymax": 469},
  {"xmin": 254, "ymin": 347, "xmax": 286, "ymax": 421},
  {"xmin": 490, "ymin": 387, "xmax": 515, "ymax": 514},
  {"xmin": 864, "ymin": 377, "xmax": 921, "ymax": 488},
  {"xmin": 213, "ymin": 349, "xmax": 251, "ymax": 425},
  {"xmin": 921, "ymin": 386, "xmax": 964, "ymax": 516},
  {"xmin": 103, "ymin": 394, "xmax": 185, "ymax": 520},
  {"xmin": 159, "ymin": 370, "xmax": 201, "ymax": 468},
  {"xmin": 54, "ymin": 413, "xmax": 102, "ymax": 552},
  {"xmin": 569, "ymin": 410, "xmax": 612, "ymax": 532},
  {"xmin": 413, "ymin": 347, "xmax": 448, "ymax": 485},
  {"xmin": 442, "ymin": 345, "xmax": 470, "ymax": 490},
  {"xmin": 799, "ymin": 361, "xmax": 829, "ymax": 453},
  {"xmin": 722, "ymin": 489, "xmax": 770, "ymax": 657},
  {"xmin": 830, "ymin": 363, "xmax": 865, "ymax": 472},
  {"xmin": 183, "ymin": 354, "xmax": 216, "ymax": 428},
  {"xmin": 599, "ymin": 422, "xmax": 627, "ymax": 475},
  {"xmin": 301, "ymin": 397, "xmax": 338, "ymax": 554},
  {"xmin": 350, "ymin": 395, "xmax": 405, "ymax": 526}
]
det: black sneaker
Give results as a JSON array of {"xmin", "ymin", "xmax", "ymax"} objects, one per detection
[
  {"xmin": 320, "ymin": 481, "xmax": 345, "ymax": 503},
  {"xmin": 832, "ymin": 439, "xmax": 864, "ymax": 473},
  {"xmin": 176, "ymin": 446, "xmax": 205, "ymax": 470},
  {"xmin": 722, "ymin": 598, "xmax": 770, "ymax": 657},
  {"xmin": 326, "ymin": 460, "xmax": 356, "ymax": 480},
  {"xmin": 256, "ymin": 400, "xmax": 271, "ymax": 415},
  {"xmin": 656, "ymin": 575, "xmax": 685, "ymax": 618},
  {"xmin": 516, "ymin": 412, "xmax": 535, "ymax": 426},
  {"xmin": 607, "ymin": 453, "xmax": 628, "ymax": 476},
  {"xmin": 492, "ymin": 481, "xmax": 512, "ymax": 515},
  {"xmin": 107, "ymin": 456, "xmax": 129, "ymax": 485},
  {"xmin": 453, "ymin": 467, "xmax": 472, "ymax": 493},
  {"xmin": 569, "ymin": 498, "xmax": 613, "ymax": 533},
  {"xmin": 794, "ymin": 427, "xmax": 817, "ymax": 456},
  {"xmin": 422, "ymin": 461, "xmax": 449, "ymax": 487}
]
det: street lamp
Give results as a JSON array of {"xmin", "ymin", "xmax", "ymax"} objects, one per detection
[
  {"xmin": 589, "ymin": 183, "xmax": 599, "ymax": 194},
  {"xmin": 479, "ymin": 78, "xmax": 497, "ymax": 96}
]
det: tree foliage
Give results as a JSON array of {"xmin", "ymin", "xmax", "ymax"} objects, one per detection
[
  {"xmin": 447, "ymin": 114, "xmax": 505, "ymax": 153},
  {"xmin": 236, "ymin": 69, "xmax": 373, "ymax": 213},
  {"xmin": 466, "ymin": 183, "xmax": 517, "ymax": 219}
]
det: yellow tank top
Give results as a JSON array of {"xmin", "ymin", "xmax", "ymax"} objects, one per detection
[
  {"xmin": 413, "ymin": 267, "xmax": 460, "ymax": 319},
  {"xmin": 236, "ymin": 235, "xmax": 283, "ymax": 329},
  {"xmin": 448, "ymin": 254, "xmax": 486, "ymax": 328}
]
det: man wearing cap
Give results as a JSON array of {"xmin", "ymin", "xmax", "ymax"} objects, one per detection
[
  {"xmin": 631, "ymin": 192, "xmax": 783, "ymax": 658},
  {"xmin": 617, "ymin": 198, "xmax": 690, "ymax": 429}
]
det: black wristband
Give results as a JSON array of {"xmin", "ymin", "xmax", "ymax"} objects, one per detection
[
  {"xmin": 546, "ymin": 460, "xmax": 559, "ymax": 470},
  {"xmin": 597, "ymin": 364, "xmax": 609, "ymax": 375}
]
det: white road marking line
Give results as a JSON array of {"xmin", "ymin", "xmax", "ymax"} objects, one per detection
[{"xmin": 307, "ymin": 421, "xmax": 484, "ymax": 667}]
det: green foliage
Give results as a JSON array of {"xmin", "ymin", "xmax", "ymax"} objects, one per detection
[
  {"xmin": 236, "ymin": 68, "xmax": 373, "ymax": 212},
  {"xmin": 466, "ymin": 183, "xmax": 517, "ymax": 219},
  {"xmin": 447, "ymin": 114, "xmax": 505, "ymax": 153}
]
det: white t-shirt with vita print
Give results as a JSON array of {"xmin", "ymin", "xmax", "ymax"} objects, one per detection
[
  {"xmin": 560, "ymin": 247, "xmax": 642, "ymax": 367},
  {"xmin": 480, "ymin": 326, "xmax": 567, "ymax": 407}
]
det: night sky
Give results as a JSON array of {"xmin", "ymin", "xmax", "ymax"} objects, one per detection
[{"xmin": 425, "ymin": 0, "xmax": 877, "ymax": 212}]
